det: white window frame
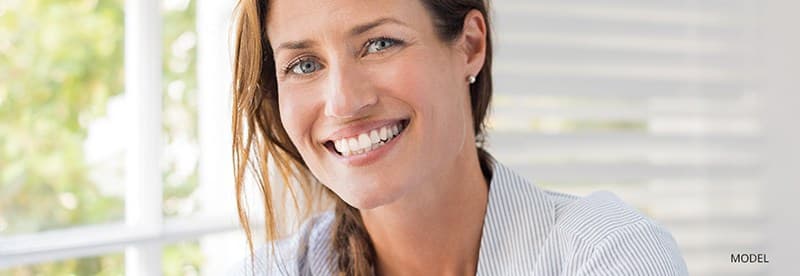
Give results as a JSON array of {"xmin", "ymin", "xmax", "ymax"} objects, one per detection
[{"xmin": 0, "ymin": 0, "xmax": 242, "ymax": 274}]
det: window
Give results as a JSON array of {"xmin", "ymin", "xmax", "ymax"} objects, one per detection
[
  {"xmin": 1, "ymin": 0, "xmax": 240, "ymax": 274},
  {"xmin": 0, "ymin": 0, "xmax": 126, "ymax": 237}
]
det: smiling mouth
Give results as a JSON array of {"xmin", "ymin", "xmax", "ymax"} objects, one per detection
[{"xmin": 324, "ymin": 119, "xmax": 409, "ymax": 157}]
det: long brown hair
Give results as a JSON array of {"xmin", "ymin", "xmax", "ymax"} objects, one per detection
[{"xmin": 231, "ymin": 0, "xmax": 494, "ymax": 275}]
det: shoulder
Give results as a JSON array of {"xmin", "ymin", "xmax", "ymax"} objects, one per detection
[
  {"xmin": 227, "ymin": 211, "xmax": 337, "ymax": 275},
  {"xmin": 478, "ymin": 162, "xmax": 687, "ymax": 275},
  {"xmin": 549, "ymin": 190, "xmax": 651, "ymax": 244},
  {"xmin": 546, "ymin": 190, "xmax": 689, "ymax": 275},
  {"xmin": 489, "ymin": 162, "xmax": 663, "ymax": 242}
]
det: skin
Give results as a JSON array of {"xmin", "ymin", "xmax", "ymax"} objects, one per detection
[{"xmin": 267, "ymin": 0, "xmax": 489, "ymax": 274}]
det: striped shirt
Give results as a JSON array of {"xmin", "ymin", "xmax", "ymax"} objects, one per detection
[{"xmin": 232, "ymin": 161, "xmax": 689, "ymax": 275}]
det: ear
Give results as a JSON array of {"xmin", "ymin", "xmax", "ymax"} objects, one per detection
[{"xmin": 457, "ymin": 9, "xmax": 488, "ymax": 79}]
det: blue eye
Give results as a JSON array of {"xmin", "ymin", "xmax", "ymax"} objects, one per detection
[
  {"xmin": 289, "ymin": 59, "xmax": 322, "ymax": 75},
  {"xmin": 366, "ymin": 38, "xmax": 399, "ymax": 54}
]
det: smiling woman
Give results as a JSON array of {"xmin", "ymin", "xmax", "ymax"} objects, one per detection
[{"xmin": 229, "ymin": 0, "xmax": 688, "ymax": 275}]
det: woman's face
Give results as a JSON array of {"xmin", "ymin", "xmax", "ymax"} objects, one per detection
[{"xmin": 267, "ymin": 0, "xmax": 477, "ymax": 209}]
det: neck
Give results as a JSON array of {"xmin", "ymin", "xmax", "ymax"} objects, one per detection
[{"xmin": 360, "ymin": 148, "xmax": 489, "ymax": 276}]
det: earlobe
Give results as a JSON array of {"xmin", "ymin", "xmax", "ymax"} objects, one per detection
[{"xmin": 460, "ymin": 9, "xmax": 487, "ymax": 78}]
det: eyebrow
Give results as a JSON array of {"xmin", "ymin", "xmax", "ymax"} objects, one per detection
[
  {"xmin": 275, "ymin": 40, "xmax": 316, "ymax": 53},
  {"xmin": 274, "ymin": 17, "xmax": 407, "ymax": 54},
  {"xmin": 349, "ymin": 17, "xmax": 406, "ymax": 37}
]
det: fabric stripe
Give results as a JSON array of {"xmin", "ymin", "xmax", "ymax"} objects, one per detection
[{"xmin": 229, "ymin": 161, "xmax": 688, "ymax": 275}]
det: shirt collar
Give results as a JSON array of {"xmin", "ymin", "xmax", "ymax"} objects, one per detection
[{"xmin": 476, "ymin": 161, "xmax": 556, "ymax": 275}]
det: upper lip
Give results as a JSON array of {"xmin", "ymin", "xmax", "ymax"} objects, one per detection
[{"xmin": 321, "ymin": 119, "xmax": 407, "ymax": 143}]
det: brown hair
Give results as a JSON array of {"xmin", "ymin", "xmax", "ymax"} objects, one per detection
[{"xmin": 231, "ymin": 0, "xmax": 494, "ymax": 275}]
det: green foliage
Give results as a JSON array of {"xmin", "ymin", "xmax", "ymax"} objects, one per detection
[
  {"xmin": 162, "ymin": 242, "xmax": 204, "ymax": 276},
  {"xmin": 0, "ymin": 254, "xmax": 124, "ymax": 276},
  {"xmin": 1, "ymin": 0, "xmax": 204, "ymax": 273},
  {"xmin": 0, "ymin": 0, "xmax": 125, "ymax": 236},
  {"xmin": 162, "ymin": 0, "xmax": 200, "ymax": 218}
]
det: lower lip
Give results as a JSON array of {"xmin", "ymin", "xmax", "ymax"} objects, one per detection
[{"xmin": 332, "ymin": 124, "xmax": 407, "ymax": 167}]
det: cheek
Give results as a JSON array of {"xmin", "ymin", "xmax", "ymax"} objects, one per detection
[
  {"xmin": 370, "ymin": 52, "xmax": 447, "ymax": 118},
  {"xmin": 372, "ymin": 50, "xmax": 468, "ymax": 153},
  {"xmin": 399, "ymin": 54, "xmax": 462, "ymax": 121},
  {"xmin": 277, "ymin": 89, "xmax": 318, "ymax": 154}
]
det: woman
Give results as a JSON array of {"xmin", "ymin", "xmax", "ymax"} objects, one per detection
[{"xmin": 230, "ymin": 0, "xmax": 688, "ymax": 275}]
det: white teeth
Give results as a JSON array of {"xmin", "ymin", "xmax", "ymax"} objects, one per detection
[
  {"xmin": 348, "ymin": 138, "xmax": 359, "ymax": 154},
  {"xmin": 332, "ymin": 121, "xmax": 406, "ymax": 157},
  {"xmin": 334, "ymin": 139, "xmax": 349, "ymax": 155},
  {"xmin": 369, "ymin": 130, "xmax": 380, "ymax": 145},
  {"xmin": 379, "ymin": 127, "xmax": 388, "ymax": 140},
  {"xmin": 358, "ymin": 133, "xmax": 371, "ymax": 150}
]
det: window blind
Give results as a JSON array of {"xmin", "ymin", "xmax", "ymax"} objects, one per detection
[{"xmin": 487, "ymin": 1, "xmax": 762, "ymax": 275}]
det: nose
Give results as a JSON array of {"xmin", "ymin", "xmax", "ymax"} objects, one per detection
[{"xmin": 323, "ymin": 60, "xmax": 377, "ymax": 119}]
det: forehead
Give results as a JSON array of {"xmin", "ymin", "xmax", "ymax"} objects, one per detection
[{"xmin": 266, "ymin": 0, "xmax": 431, "ymax": 46}]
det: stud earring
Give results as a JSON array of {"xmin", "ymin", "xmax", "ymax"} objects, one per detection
[{"xmin": 468, "ymin": 75, "xmax": 476, "ymax": 84}]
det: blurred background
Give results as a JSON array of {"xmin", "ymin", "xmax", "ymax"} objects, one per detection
[{"xmin": 1, "ymin": 0, "xmax": 798, "ymax": 275}]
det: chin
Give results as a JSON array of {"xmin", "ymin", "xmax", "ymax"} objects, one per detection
[
  {"xmin": 338, "ymin": 190, "xmax": 391, "ymax": 210},
  {"xmin": 342, "ymin": 197, "xmax": 384, "ymax": 210},
  {"xmin": 336, "ymin": 181, "xmax": 403, "ymax": 210}
]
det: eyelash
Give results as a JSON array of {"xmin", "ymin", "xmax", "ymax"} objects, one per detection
[
  {"xmin": 281, "ymin": 56, "xmax": 313, "ymax": 75},
  {"xmin": 362, "ymin": 36, "xmax": 404, "ymax": 56},
  {"xmin": 281, "ymin": 37, "xmax": 405, "ymax": 76}
]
